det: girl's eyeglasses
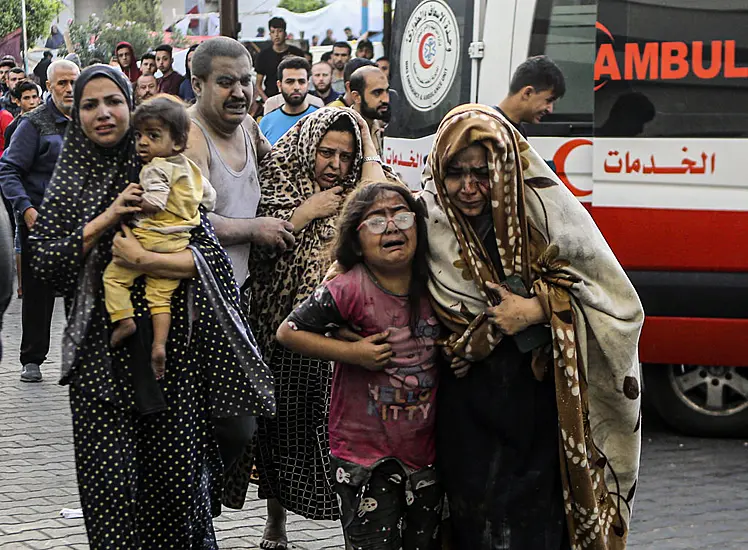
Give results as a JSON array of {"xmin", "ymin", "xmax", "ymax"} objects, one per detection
[{"xmin": 357, "ymin": 212, "xmax": 416, "ymax": 235}]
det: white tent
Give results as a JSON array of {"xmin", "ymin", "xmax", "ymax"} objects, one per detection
[{"xmin": 238, "ymin": 0, "xmax": 384, "ymax": 42}]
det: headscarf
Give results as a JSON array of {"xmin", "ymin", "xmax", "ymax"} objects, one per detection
[
  {"xmin": 115, "ymin": 42, "xmax": 141, "ymax": 84},
  {"xmin": 184, "ymin": 43, "xmax": 199, "ymax": 82},
  {"xmin": 64, "ymin": 53, "xmax": 81, "ymax": 68},
  {"xmin": 421, "ymin": 104, "xmax": 644, "ymax": 549},
  {"xmin": 179, "ymin": 44, "xmax": 199, "ymax": 102},
  {"xmin": 29, "ymin": 65, "xmax": 276, "ymax": 418},
  {"xmin": 248, "ymin": 107, "xmax": 363, "ymax": 360}
]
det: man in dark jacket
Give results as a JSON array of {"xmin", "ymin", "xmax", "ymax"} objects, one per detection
[
  {"xmin": 33, "ymin": 51, "xmax": 53, "ymax": 86},
  {"xmin": 0, "ymin": 60, "xmax": 79, "ymax": 382}
]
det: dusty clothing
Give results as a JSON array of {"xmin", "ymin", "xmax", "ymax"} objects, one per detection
[
  {"xmin": 226, "ymin": 108, "xmax": 364, "ymax": 518},
  {"xmin": 286, "ymin": 264, "xmax": 442, "ymax": 547},
  {"xmin": 29, "ymin": 66, "xmax": 275, "ymax": 549},
  {"xmin": 422, "ymin": 104, "xmax": 643, "ymax": 549},
  {"xmin": 132, "ymin": 155, "xmax": 216, "ymax": 246},
  {"xmin": 332, "ymin": 457, "xmax": 442, "ymax": 550},
  {"xmin": 190, "ymin": 117, "xmax": 266, "ymax": 287},
  {"xmin": 103, "ymin": 154, "xmax": 216, "ymax": 322},
  {"xmin": 286, "ymin": 264, "xmax": 441, "ymax": 470}
]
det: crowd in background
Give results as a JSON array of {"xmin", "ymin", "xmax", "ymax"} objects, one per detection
[{"xmin": 0, "ymin": 17, "xmax": 644, "ymax": 550}]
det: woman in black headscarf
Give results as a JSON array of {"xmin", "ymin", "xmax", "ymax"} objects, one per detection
[
  {"xmin": 179, "ymin": 44, "xmax": 199, "ymax": 103},
  {"xmin": 29, "ymin": 65, "xmax": 276, "ymax": 548}
]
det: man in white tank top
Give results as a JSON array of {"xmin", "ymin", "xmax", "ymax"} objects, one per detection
[{"xmin": 185, "ymin": 37, "xmax": 295, "ymax": 288}]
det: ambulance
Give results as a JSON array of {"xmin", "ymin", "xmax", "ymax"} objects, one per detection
[{"xmin": 385, "ymin": 0, "xmax": 748, "ymax": 435}]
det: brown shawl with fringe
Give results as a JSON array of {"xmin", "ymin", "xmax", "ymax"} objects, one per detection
[{"xmin": 421, "ymin": 104, "xmax": 643, "ymax": 549}]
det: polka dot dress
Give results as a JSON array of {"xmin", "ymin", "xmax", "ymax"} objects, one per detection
[{"xmin": 29, "ymin": 71, "xmax": 275, "ymax": 549}]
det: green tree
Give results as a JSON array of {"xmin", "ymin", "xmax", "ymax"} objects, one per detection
[
  {"xmin": 277, "ymin": 0, "xmax": 327, "ymax": 13},
  {"xmin": 59, "ymin": 15, "xmax": 185, "ymax": 68},
  {"xmin": 105, "ymin": 0, "xmax": 163, "ymax": 31},
  {"xmin": 0, "ymin": 0, "xmax": 63, "ymax": 43}
]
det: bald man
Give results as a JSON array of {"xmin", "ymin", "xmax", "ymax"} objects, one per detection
[{"xmin": 349, "ymin": 65, "xmax": 390, "ymax": 156}]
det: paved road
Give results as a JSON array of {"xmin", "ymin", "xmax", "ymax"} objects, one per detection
[{"xmin": 0, "ymin": 298, "xmax": 746, "ymax": 549}]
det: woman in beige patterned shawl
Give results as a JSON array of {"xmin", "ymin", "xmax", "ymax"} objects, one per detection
[
  {"xmin": 232, "ymin": 107, "xmax": 386, "ymax": 549},
  {"xmin": 421, "ymin": 104, "xmax": 643, "ymax": 550}
]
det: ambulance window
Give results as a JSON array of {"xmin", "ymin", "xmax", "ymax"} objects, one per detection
[
  {"xmin": 595, "ymin": 0, "xmax": 748, "ymax": 138},
  {"xmin": 528, "ymin": 0, "xmax": 597, "ymax": 136}
]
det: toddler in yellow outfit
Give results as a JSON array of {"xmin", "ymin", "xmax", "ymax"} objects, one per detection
[{"xmin": 104, "ymin": 95, "xmax": 215, "ymax": 378}]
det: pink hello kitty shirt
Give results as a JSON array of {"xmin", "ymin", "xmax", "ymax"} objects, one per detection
[{"xmin": 286, "ymin": 264, "xmax": 441, "ymax": 470}]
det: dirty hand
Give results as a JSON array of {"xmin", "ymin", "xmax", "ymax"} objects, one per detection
[
  {"xmin": 350, "ymin": 330, "xmax": 393, "ymax": 371},
  {"xmin": 111, "ymin": 224, "xmax": 148, "ymax": 269},
  {"xmin": 304, "ymin": 186, "xmax": 344, "ymax": 219},
  {"xmin": 105, "ymin": 183, "xmax": 143, "ymax": 227},
  {"xmin": 443, "ymin": 345, "xmax": 471, "ymax": 378},
  {"xmin": 485, "ymin": 281, "xmax": 546, "ymax": 335}
]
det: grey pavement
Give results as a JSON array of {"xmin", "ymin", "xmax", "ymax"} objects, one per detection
[{"xmin": 0, "ymin": 297, "xmax": 746, "ymax": 549}]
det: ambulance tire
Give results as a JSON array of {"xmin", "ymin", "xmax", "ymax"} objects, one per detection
[{"xmin": 643, "ymin": 364, "xmax": 748, "ymax": 438}]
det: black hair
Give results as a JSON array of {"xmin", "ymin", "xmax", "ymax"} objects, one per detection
[
  {"xmin": 8, "ymin": 67, "xmax": 25, "ymax": 76},
  {"xmin": 184, "ymin": 44, "xmax": 199, "ymax": 81},
  {"xmin": 269, "ymin": 17, "xmax": 287, "ymax": 31},
  {"xmin": 304, "ymin": 51, "xmax": 313, "ymax": 63},
  {"xmin": 88, "ymin": 58, "xmax": 104, "ymax": 66},
  {"xmin": 320, "ymin": 51, "xmax": 332, "ymax": 63},
  {"xmin": 191, "ymin": 37, "xmax": 251, "ymax": 80},
  {"xmin": 154, "ymin": 44, "xmax": 173, "ymax": 56},
  {"xmin": 132, "ymin": 95, "xmax": 191, "ymax": 149},
  {"xmin": 43, "ymin": 51, "xmax": 53, "ymax": 59},
  {"xmin": 509, "ymin": 55, "xmax": 566, "ymax": 97},
  {"xmin": 0, "ymin": 60, "xmax": 16, "ymax": 70},
  {"xmin": 277, "ymin": 55, "xmax": 311, "ymax": 81},
  {"xmin": 332, "ymin": 182, "xmax": 429, "ymax": 333},
  {"xmin": 326, "ymin": 114, "xmax": 356, "ymax": 136},
  {"xmin": 11, "ymin": 79, "xmax": 38, "ymax": 100},
  {"xmin": 349, "ymin": 65, "xmax": 383, "ymax": 95},
  {"xmin": 376, "ymin": 56, "xmax": 389, "ymax": 63},
  {"xmin": 332, "ymin": 41, "xmax": 352, "ymax": 54},
  {"xmin": 140, "ymin": 52, "xmax": 155, "ymax": 62},
  {"xmin": 344, "ymin": 57, "xmax": 374, "ymax": 83},
  {"xmin": 356, "ymin": 39, "xmax": 373, "ymax": 52}
]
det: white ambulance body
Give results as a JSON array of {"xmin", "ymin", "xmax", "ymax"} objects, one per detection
[{"xmin": 385, "ymin": 0, "xmax": 748, "ymax": 435}]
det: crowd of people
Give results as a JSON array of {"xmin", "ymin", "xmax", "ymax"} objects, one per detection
[{"xmin": 0, "ymin": 18, "xmax": 645, "ymax": 550}]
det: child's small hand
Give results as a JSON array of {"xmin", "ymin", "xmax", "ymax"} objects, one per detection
[
  {"xmin": 105, "ymin": 183, "xmax": 142, "ymax": 227},
  {"xmin": 350, "ymin": 330, "xmax": 392, "ymax": 371}
]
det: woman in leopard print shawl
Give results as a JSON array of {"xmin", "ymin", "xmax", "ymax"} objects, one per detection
[{"xmin": 237, "ymin": 107, "xmax": 387, "ymax": 544}]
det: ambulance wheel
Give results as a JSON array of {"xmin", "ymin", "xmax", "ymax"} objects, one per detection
[{"xmin": 643, "ymin": 364, "xmax": 748, "ymax": 437}]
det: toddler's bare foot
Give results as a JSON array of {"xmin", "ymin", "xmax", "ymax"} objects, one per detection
[
  {"xmin": 151, "ymin": 344, "xmax": 166, "ymax": 380},
  {"xmin": 111, "ymin": 319, "xmax": 137, "ymax": 347}
]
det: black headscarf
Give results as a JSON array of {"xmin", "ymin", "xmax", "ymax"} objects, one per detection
[
  {"xmin": 184, "ymin": 44, "xmax": 199, "ymax": 82},
  {"xmin": 29, "ymin": 64, "xmax": 276, "ymax": 419}
]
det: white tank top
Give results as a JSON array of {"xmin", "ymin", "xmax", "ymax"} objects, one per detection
[{"xmin": 192, "ymin": 118, "xmax": 260, "ymax": 286}]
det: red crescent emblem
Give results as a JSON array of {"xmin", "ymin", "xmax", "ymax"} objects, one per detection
[
  {"xmin": 553, "ymin": 139, "xmax": 593, "ymax": 197},
  {"xmin": 418, "ymin": 33, "xmax": 436, "ymax": 68}
]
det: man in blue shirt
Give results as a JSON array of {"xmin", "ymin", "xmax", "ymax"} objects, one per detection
[
  {"xmin": 0, "ymin": 60, "xmax": 79, "ymax": 382},
  {"xmin": 259, "ymin": 56, "xmax": 318, "ymax": 145}
]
